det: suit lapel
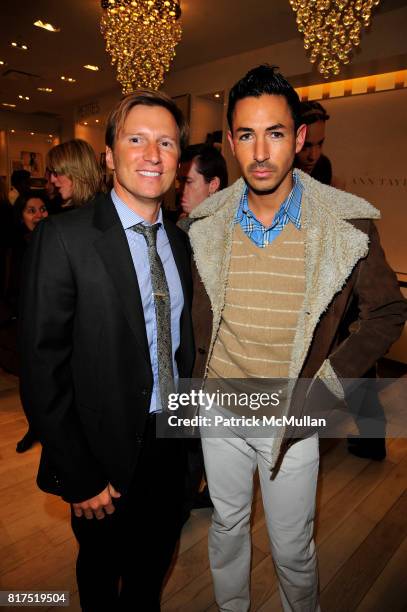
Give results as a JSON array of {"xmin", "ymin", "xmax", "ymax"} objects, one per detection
[{"xmin": 92, "ymin": 195, "xmax": 151, "ymax": 364}]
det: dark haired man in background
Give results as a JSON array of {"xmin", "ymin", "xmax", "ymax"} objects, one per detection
[
  {"xmin": 295, "ymin": 100, "xmax": 332, "ymax": 184},
  {"xmin": 19, "ymin": 89, "xmax": 194, "ymax": 611},
  {"xmin": 186, "ymin": 65, "xmax": 406, "ymax": 611},
  {"xmin": 178, "ymin": 143, "xmax": 228, "ymax": 216}
]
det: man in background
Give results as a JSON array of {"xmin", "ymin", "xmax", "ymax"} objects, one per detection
[
  {"xmin": 178, "ymin": 143, "xmax": 228, "ymax": 216},
  {"xmin": 295, "ymin": 100, "xmax": 333, "ymax": 184}
]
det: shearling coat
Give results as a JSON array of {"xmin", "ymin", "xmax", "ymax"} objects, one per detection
[{"xmin": 186, "ymin": 170, "xmax": 407, "ymax": 465}]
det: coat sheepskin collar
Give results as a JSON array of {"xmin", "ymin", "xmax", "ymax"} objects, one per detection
[{"xmin": 188, "ymin": 169, "xmax": 380, "ymax": 222}]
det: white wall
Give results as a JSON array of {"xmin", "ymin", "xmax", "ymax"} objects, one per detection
[
  {"xmin": 190, "ymin": 97, "xmax": 223, "ymax": 144},
  {"xmin": 75, "ymin": 123, "xmax": 106, "ymax": 158},
  {"xmin": 322, "ymin": 88, "xmax": 407, "ymax": 276}
]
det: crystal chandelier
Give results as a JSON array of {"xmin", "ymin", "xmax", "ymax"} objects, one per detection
[
  {"xmin": 100, "ymin": 0, "xmax": 182, "ymax": 93},
  {"xmin": 289, "ymin": 0, "xmax": 381, "ymax": 79}
]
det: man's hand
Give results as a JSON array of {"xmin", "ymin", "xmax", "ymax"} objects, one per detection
[{"xmin": 72, "ymin": 483, "xmax": 121, "ymax": 520}]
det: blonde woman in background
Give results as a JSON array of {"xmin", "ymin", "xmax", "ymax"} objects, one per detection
[
  {"xmin": 46, "ymin": 138, "xmax": 105, "ymax": 213},
  {"xmin": 16, "ymin": 140, "xmax": 105, "ymax": 453}
]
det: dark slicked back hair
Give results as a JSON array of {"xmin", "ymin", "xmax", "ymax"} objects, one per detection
[
  {"xmin": 180, "ymin": 144, "xmax": 228, "ymax": 190},
  {"xmin": 299, "ymin": 100, "xmax": 330, "ymax": 126},
  {"xmin": 227, "ymin": 64, "xmax": 302, "ymax": 132},
  {"xmin": 106, "ymin": 89, "xmax": 189, "ymax": 150}
]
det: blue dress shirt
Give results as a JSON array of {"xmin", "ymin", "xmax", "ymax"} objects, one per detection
[
  {"xmin": 111, "ymin": 189, "xmax": 184, "ymax": 413},
  {"xmin": 235, "ymin": 170, "xmax": 303, "ymax": 247}
]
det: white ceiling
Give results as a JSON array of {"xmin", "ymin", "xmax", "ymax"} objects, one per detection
[{"xmin": 0, "ymin": 0, "xmax": 405, "ymax": 118}]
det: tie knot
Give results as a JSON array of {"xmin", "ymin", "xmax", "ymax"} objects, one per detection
[{"xmin": 131, "ymin": 223, "xmax": 160, "ymax": 248}]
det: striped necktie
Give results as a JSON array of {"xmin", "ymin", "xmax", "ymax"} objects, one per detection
[{"xmin": 131, "ymin": 223, "xmax": 175, "ymax": 411}]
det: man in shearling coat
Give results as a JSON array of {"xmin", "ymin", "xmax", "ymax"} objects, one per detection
[{"xmin": 186, "ymin": 65, "xmax": 407, "ymax": 612}]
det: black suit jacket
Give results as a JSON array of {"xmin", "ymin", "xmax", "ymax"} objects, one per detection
[{"xmin": 19, "ymin": 193, "xmax": 195, "ymax": 503}]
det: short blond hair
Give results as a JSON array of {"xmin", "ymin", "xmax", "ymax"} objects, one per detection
[
  {"xmin": 46, "ymin": 139, "xmax": 105, "ymax": 205},
  {"xmin": 105, "ymin": 89, "xmax": 188, "ymax": 151}
]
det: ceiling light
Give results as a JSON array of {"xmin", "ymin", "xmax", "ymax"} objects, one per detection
[
  {"xmin": 83, "ymin": 122, "xmax": 88, "ymax": 125},
  {"xmin": 11, "ymin": 41, "xmax": 29, "ymax": 51},
  {"xmin": 84, "ymin": 64, "xmax": 99, "ymax": 71},
  {"xmin": 289, "ymin": 0, "xmax": 381, "ymax": 79},
  {"xmin": 37, "ymin": 87, "xmax": 53, "ymax": 93},
  {"xmin": 33, "ymin": 20, "xmax": 60, "ymax": 32},
  {"xmin": 48, "ymin": 134, "xmax": 53, "ymax": 138},
  {"xmin": 30, "ymin": 132, "xmax": 35, "ymax": 135},
  {"xmin": 18, "ymin": 95, "xmax": 30, "ymax": 100},
  {"xmin": 2, "ymin": 102, "xmax": 16, "ymax": 108},
  {"xmin": 0, "ymin": 60, "xmax": 5, "ymax": 65},
  {"xmin": 100, "ymin": 0, "xmax": 182, "ymax": 92},
  {"xmin": 95, "ymin": 119, "xmax": 100, "ymax": 123},
  {"xmin": 214, "ymin": 93, "xmax": 220, "ymax": 98},
  {"xmin": 10, "ymin": 129, "xmax": 15, "ymax": 133},
  {"xmin": 61, "ymin": 76, "xmax": 76, "ymax": 82}
]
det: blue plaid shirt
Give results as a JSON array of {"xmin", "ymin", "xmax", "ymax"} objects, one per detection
[{"xmin": 235, "ymin": 171, "xmax": 303, "ymax": 247}]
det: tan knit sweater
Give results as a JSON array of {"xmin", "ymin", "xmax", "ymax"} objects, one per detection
[{"xmin": 208, "ymin": 223, "xmax": 305, "ymax": 379}]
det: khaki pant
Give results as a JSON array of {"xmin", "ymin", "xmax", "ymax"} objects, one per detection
[{"xmin": 201, "ymin": 412, "xmax": 320, "ymax": 612}]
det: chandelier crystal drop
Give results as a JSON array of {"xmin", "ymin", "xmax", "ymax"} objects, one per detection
[
  {"xmin": 100, "ymin": 0, "xmax": 182, "ymax": 93},
  {"xmin": 289, "ymin": 0, "xmax": 381, "ymax": 79}
]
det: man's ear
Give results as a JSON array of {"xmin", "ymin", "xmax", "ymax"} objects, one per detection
[
  {"xmin": 295, "ymin": 124, "xmax": 307, "ymax": 154},
  {"xmin": 106, "ymin": 146, "xmax": 115, "ymax": 171},
  {"xmin": 208, "ymin": 176, "xmax": 221, "ymax": 195},
  {"xmin": 227, "ymin": 131, "xmax": 236, "ymax": 157}
]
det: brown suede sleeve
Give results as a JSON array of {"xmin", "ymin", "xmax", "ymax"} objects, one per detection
[{"xmin": 329, "ymin": 220, "xmax": 407, "ymax": 379}]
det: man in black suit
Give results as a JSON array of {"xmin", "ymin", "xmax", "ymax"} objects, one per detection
[{"xmin": 19, "ymin": 90, "xmax": 195, "ymax": 611}]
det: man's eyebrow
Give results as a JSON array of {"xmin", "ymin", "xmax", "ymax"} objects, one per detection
[
  {"xmin": 235, "ymin": 123, "xmax": 286, "ymax": 133},
  {"xmin": 122, "ymin": 130, "xmax": 177, "ymax": 140},
  {"xmin": 266, "ymin": 123, "xmax": 286, "ymax": 130}
]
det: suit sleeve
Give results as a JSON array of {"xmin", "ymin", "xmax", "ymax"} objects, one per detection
[
  {"xmin": 329, "ymin": 221, "xmax": 407, "ymax": 380},
  {"xmin": 19, "ymin": 218, "xmax": 108, "ymax": 503}
]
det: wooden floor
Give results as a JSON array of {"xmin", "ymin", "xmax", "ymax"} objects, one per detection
[{"xmin": 1, "ymin": 370, "xmax": 407, "ymax": 612}]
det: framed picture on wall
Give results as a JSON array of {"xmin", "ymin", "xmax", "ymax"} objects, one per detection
[{"xmin": 20, "ymin": 151, "xmax": 44, "ymax": 178}]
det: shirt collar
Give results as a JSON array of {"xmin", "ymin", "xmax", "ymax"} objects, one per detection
[
  {"xmin": 111, "ymin": 188, "xmax": 163, "ymax": 230},
  {"xmin": 235, "ymin": 170, "xmax": 302, "ymax": 229}
]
